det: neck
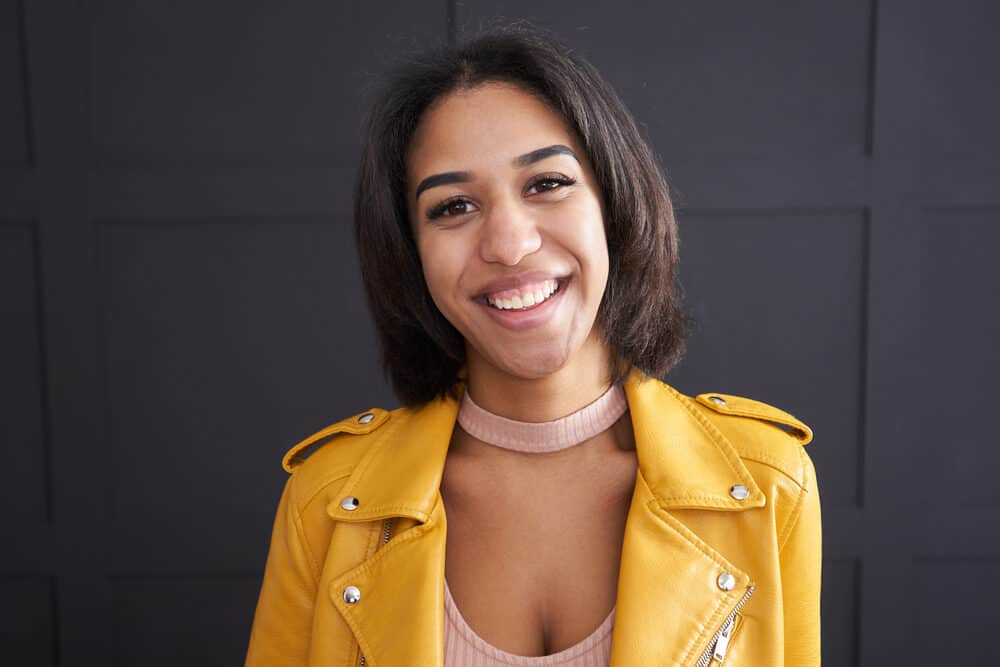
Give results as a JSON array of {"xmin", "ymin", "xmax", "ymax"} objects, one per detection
[{"xmin": 464, "ymin": 333, "xmax": 615, "ymax": 422}]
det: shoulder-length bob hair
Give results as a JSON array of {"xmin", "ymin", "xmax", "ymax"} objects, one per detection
[{"xmin": 354, "ymin": 23, "xmax": 688, "ymax": 406}]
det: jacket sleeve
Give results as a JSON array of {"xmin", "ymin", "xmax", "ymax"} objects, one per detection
[
  {"xmin": 245, "ymin": 474, "xmax": 319, "ymax": 666},
  {"xmin": 778, "ymin": 447, "xmax": 823, "ymax": 666}
]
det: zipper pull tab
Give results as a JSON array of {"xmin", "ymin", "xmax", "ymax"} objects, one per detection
[{"xmin": 712, "ymin": 615, "xmax": 736, "ymax": 663}]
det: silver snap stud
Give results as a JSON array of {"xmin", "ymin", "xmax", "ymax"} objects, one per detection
[
  {"xmin": 717, "ymin": 572, "xmax": 737, "ymax": 591},
  {"xmin": 358, "ymin": 413, "xmax": 375, "ymax": 424},
  {"xmin": 730, "ymin": 484, "xmax": 750, "ymax": 500},
  {"xmin": 340, "ymin": 496, "xmax": 360, "ymax": 511},
  {"xmin": 343, "ymin": 585, "xmax": 362, "ymax": 604},
  {"xmin": 709, "ymin": 396, "xmax": 727, "ymax": 407}
]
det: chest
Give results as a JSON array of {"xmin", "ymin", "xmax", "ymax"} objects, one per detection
[{"xmin": 440, "ymin": 444, "xmax": 637, "ymax": 657}]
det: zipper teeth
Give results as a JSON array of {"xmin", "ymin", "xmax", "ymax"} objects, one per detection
[
  {"xmin": 694, "ymin": 584, "xmax": 755, "ymax": 667},
  {"xmin": 358, "ymin": 519, "xmax": 395, "ymax": 667}
]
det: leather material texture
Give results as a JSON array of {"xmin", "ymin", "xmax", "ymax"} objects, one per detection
[{"xmin": 246, "ymin": 372, "xmax": 822, "ymax": 666}]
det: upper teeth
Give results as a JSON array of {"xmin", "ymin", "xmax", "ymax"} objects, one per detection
[{"xmin": 486, "ymin": 279, "xmax": 560, "ymax": 310}]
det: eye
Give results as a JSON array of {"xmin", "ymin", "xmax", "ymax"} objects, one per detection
[
  {"xmin": 426, "ymin": 196, "xmax": 478, "ymax": 221},
  {"xmin": 525, "ymin": 174, "xmax": 576, "ymax": 196}
]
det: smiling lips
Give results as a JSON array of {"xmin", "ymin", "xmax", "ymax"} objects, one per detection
[{"xmin": 485, "ymin": 279, "xmax": 561, "ymax": 311}]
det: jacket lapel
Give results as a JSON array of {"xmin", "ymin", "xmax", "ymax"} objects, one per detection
[
  {"xmin": 326, "ymin": 374, "xmax": 763, "ymax": 667},
  {"xmin": 325, "ymin": 394, "xmax": 458, "ymax": 667},
  {"xmin": 330, "ymin": 501, "xmax": 448, "ymax": 667},
  {"xmin": 610, "ymin": 377, "xmax": 762, "ymax": 665}
]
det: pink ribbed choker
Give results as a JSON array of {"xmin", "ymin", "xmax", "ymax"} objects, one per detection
[{"xmin": 456, "ymin": 383, "xmax": 629, "ymax": 453}]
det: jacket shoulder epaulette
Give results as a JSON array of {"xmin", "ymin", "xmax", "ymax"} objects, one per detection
[
  {"xmin": 692, "ymin": 392, "xmax": 813, "ymax": 445},
  {"xmin": 282, "ymin": 407, "xmax": 391, "ymax": 474},
  {"xmin": 689, "ymin": 391, "xmax": 813, "ymax": 486}
]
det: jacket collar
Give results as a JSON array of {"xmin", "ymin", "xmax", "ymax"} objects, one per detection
[{"xmin": 327, "ymin": 370, "xmax": 764, "ymax": 523}]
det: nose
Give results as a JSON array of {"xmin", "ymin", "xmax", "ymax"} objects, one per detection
[{"xmin": 478, "ymin": 198, "xmax": 542, "ymax": 266}]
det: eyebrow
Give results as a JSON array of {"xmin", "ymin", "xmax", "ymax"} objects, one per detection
[{"xmin": 414, "ymin": 144, "xmax": 579, "ymax": 200}]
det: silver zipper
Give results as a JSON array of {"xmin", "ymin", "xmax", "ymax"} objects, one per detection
[
  {"xmin": 358, "ymin": 519, "xmax": 396, "ymax": 667},
  {"xmin": 694, "ymin": 584, "xmax": 754, "ymax": 667},
  {"xmin": 381, "ymin": 517, "xmax": 394, "ymax": 546}
]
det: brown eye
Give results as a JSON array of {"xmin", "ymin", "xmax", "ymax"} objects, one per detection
[
  {"xmin": 427, "ymin": 197, "xmax": 477, "ymax": 220},
  {"xmin": 526, "ymin": 175, "xmax": 576, "ymax": 195}
]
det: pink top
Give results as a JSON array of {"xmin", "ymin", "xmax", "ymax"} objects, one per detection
[
  {"xmin": 444, "ymin": 578, "xmax": 615, "ymax": 666},
  {"xmin": 445, "ymin": 384, "xmax": 628, "ymax": 666}
]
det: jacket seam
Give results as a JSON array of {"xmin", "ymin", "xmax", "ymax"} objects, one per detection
[
  {"xmin": 338, "ymin": 413, "xmax": 406, "ymax": 497},
  {"xmin": 776, "ymin": 446, "xmax": 810, "ymax": 554},
  {"xmin": 291, "ymin": 498, "xmax": 321, "ymax": 587},
  {"xmin": 341, "ymin": 503, "xmax": 432, "ymax": 519},
  {"xmin": 716, "ymin": 401, "xmax": 797, "ymax": 424},
  {"xmin": 670, "ymin": 387, "xmax": 758, "ymax": 483},
  {"xmin": 297, "ymin": 465, "xmax": 356, "ymax": 513},
  {"xmin": 290, "ymin": 467, "xmax": 354, "ymax": 585},
  {"xmin": 739, "ymin": 454, "xmax": 806, "ymax": 488},
  {"xmin": 645, "ymin": 499, "xmax": 735, "ymax": 571},
  {"xmin": 688, "ymin": 394, "xmax": 807, "ymax": 490}
]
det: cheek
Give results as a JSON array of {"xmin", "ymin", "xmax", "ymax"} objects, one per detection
[
  {"xmin": 417, "ymin": 235, "xmax": 463, "ymax": 313},
  {"xmin": 563, "ymin": 201, "xmax": 610, "ymax": 278},
  {"xmin": 574, "ymin": 212, "xmax": 611, "ymax": 309}
]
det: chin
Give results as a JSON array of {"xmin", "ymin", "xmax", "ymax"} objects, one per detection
[{"xmin": 491, "ymin": 345, "xmax": 573, "ymax": 381}]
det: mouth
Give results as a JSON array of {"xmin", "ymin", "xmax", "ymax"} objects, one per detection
[{"xmin": 477, "ymin": 277, "xmax": 570, "ymax": 312}]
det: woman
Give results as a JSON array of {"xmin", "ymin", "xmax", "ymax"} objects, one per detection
[{"xmin": 246, "ymin": 25, "xmax": 821, "ymax": 667}]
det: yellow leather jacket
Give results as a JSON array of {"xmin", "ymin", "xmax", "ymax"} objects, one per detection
[{"xmin": 246, "ymin": 373, "xmax": 822, "ymax": 666}]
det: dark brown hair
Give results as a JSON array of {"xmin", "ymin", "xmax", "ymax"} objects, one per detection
[{"xmin": 353, "ymin": 23, "xmax": 688, "ymax": 406}]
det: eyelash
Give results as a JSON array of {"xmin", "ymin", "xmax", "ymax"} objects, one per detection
[{"xmin": 425, "ymin": 175, "xmax": 577, "ymax": 221}]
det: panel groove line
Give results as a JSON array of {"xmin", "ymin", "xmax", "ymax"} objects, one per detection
[
  {"xmin": 863, "ymin": 0, "xmax": 881, "ymax": 156},
  {"xmin": 0, "ymin": 218, "xmax": 50, "ymax": 523},
  {"xmin": 25, "ymin": 0, "xmax": 113, "ymax": 662},
  {"xmin": 849, "ymin": 558, "xmax": 862, "ymax": 667},
  {"xmin": 14, "ymin": 0, "xmax": 35, "ymax": 166},
  {"xmin": 29, "ymin": 217, "xmax": 54, "ymax": 523},
  {"xmin": 855, "ymin": 208, "xmax": 871, "ymax": 510},
  {"xmin": 920, "ymin": 204, "xmax": 1000, "ymax": 217},
  {"xmin": 447, "ymin": 0, "xmax": 457, "ymax": 45}
]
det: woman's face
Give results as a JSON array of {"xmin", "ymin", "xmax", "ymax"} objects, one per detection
[{"xmin": 407, "ymin": 82, "xmax": 610, "ymax": 382}]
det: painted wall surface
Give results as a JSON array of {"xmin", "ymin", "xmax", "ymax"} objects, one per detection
[{"xmin": 1, "ymin": 1, "xmax": 997, "ymax": 664}]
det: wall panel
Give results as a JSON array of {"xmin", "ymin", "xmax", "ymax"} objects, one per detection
[
  {"xmin": 97, "ymin": 218, "xmax": 389, "ymax": 521},
  {"xmin": 111, "ymin": 574, "xmax": 259, "ymax": 666},
  {"xmin": 459, "ymin": 0, "xmax": 874, "ymax": 162},
  {"xmin": 0, "ymin": 576, "xmax": 55, "ymax": 667},
  {"xmin": 906, "ymin": 209, "xmax": 1000, "ymax": 508},
  {"xmin": 910, "ymin": 557, "xmax": 1000, "ymax": 662},
  {"xmin": 0, "ymin": 0, "xmax": 30, "ymax": 165},
  {"xmin": 86, "ymin": 0, "xmax": 446, "ymax": 166},
  {"xmin": 0, "ymin": 221, "xmax": 47, "ymax": 520},
  {"xmin": 822, "ymin": 558, "xmax": 861, "ymax": 667},
  {"xmin": 4, "ymin": 1, "xmax": 997, "ymax": 665},
  {"xmin": 672, "ymin": 209, "xmax": 867, "ymax": 509},
  {"xmin": 910, "ymin": 1, "xmax": 1000, "ymax": 159}
]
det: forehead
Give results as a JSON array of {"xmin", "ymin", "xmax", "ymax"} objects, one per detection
[{"xmin": 407, "ymin": 83, "xmax": 580, "ymax": 179}]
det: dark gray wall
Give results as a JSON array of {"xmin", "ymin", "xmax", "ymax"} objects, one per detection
[{"xmin": 1, "ymin": 1, "xmax": 996, "ymax": 665}]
